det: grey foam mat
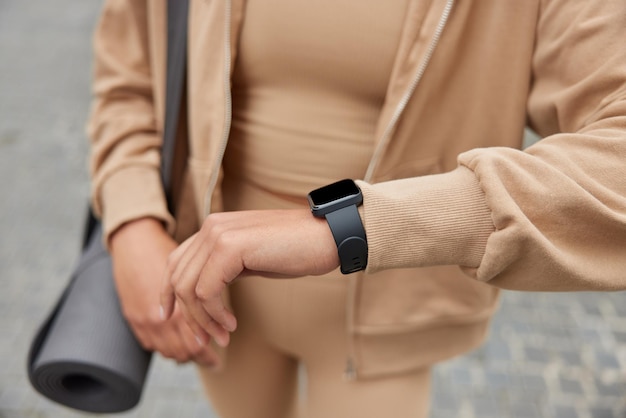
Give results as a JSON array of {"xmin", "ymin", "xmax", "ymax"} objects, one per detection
[{"xmin": 28, "ymin": 224, "xmax": 152, "ymax": 413}]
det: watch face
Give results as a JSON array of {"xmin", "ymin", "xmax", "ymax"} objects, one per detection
[{"xmin": 309, "ymin": 179, "xmax": 360, "ymax": 206}]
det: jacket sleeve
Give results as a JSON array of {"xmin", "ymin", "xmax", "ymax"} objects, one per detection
[
  {"xmin": 87, "ymin": 0, "xmax": 174, "ymax": 246},
  {"xmin": 360, "ymin": 0, "xmax": 626, "ymax": 292}
]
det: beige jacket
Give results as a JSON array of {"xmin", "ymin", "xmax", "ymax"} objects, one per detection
[{"xmin": 88, "ymin": 0, "xmax": 626, "ymax": 378}]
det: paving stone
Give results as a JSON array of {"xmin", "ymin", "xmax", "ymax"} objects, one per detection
[
  {"xmin": 595, "ymin": 352, "xmax": 621, "ymax": 369},
  {"xmin": 0, "ymin": 386, "xmax": 31, "ymax": 411},
  {"xmin": 484, "ymin": 371, "xmax": 510, "ymax": 388},
  {"xmin": 525, "ymin": 346, "xmax": 552, "ymax": 363},
  {"xmin": 484, "ymin": 340, "xmax": 512, "ymax": 362},
  {"xmin": 550, "ymin": 405, "xmax": 580, "ymax": 418},
  {"xmin": 559, "ymin": 376, "xmax": 585, "ymax": 395},
  {"xmin": 559, "ymin": 350, "xmax": 583, "ymax": 367},
  {"xmin": 590, "ymin": 406, "xmax": 616, "ymax": 418},
  {"xmin": 508, "ymin": 401, "xmax": 541, "ymax": 418},
  {"xmin": 613, "ymin": 331, "xmax": 626, "ymax": 343},
  {"xmin": 593, "ymin": 377, "xmax": 625, "ymax": 398},
  {"xmin": 431, "ymin": 389, "xmax": 462, "ymax": 411},
  {"xmin": 521, "ymin": 373, "xmax": 548, "ymax": 393}
]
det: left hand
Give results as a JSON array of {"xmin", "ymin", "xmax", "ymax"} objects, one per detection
[{"xmin": 160, "ymin": 209, "xmax": 339, "ymax": 346}]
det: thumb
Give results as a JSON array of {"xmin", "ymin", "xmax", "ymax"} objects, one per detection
[{"xmin": 160, "ymin": 234, "xmax": 196, "ymax": 319}]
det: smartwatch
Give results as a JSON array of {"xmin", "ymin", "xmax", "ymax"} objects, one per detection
[{"xmin": 307, "ymin": 179, "xmax": 368, "ymax": 274}]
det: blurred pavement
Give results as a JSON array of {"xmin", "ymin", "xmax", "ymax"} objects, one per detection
[{"xmin": 1, "ymin": 1, "xmax": 625, "ymax": 417}]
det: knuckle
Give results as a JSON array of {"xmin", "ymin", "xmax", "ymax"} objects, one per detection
[
  {"xmin": 136, "ymin": 336, "xmax": 154, "ymax": 351},
  {"xmin": 130, "ymin": 310, "xmax": 165, "ymax": 329},
  {"xmin": 213, "ymin": 230, "xmax": 234, "ymax": 251},
  {"xmin": 175, "ymin": 354, "xmax": 191, "ymax": 364},
  {"xmin": 159, "ymin": 349, "xmax": 174, "ymax": 359},
  {"xmin": 203, "ymin": 212, "xmax": 227, "ymax": 227},
  {"xmin": 174, "ymin": 282, "xmax": 193, "ymax": 301},
  {"xmin": 195, "ymin": 287, "xmax": 209, "ymax": 302},
  {"xmin": 202, "ymin": 214, "xmax": 234, "ymax": 244},
  {"xmin": 201, "ymin": 214, "xmax": 215, "ymax": 230},
  {"xmin": 201, "ymin": 214, "xmax": 222, "ymax": 236},
  {"xmin": 121, "ymin": 308, "xmax": 138, "ymax": 324},
  {"xmin": 195, "ymin": 283, "xmax": 220, "ymax": 303},
  {"xmin": 189, "ymin": 345, "xmax": 204, "ymax": 357},
  {"xmin": 169, "ymin": 309, "xmax": 184, "ymax": 321},
  {"xmin": 165, "ymin": 253, "xmax": 177, "ymax": 274},
  {"xmin": 128, "ymin": 313, "xmax": 149, "ymax": 329},
  {"xmin": 147, "ymin": 309, "xmax": 165, "ymax": 326}
]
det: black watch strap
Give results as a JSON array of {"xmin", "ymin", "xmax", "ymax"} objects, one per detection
[{"xmin": 325, "ymin": 205, "xmax": 368, "ymax": 274}]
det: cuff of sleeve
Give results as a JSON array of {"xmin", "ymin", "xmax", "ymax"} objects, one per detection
[
  {"xmin": 96, "ymin": 166, "xmax": 176, "ymax": 249},
  {"xmin": 356, "ymin": 167, "xmax": 494, "ymax": 273}
]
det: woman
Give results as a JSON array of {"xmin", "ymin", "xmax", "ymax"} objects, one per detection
[{"xmin": 89, "ymin": 1, "xmax": 626, "ymax": 417}]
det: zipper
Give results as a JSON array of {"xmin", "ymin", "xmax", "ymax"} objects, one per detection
[
  {"xmin": 204, "ymin": 0, "xmax": 233, "ymax": 214},
  {"xmin": 343, "ymin": 357, "xmax": 357, "ymax": 381},
  {"xmin": 205, "ymin": 0, "xmax": 456, "ymax": 380},
  {"xmin": 346, "ymin": 0, "xmax": 455, "ymax": 380},
  {"xmin": 363, "ymin": 0, "xmax": 455, "ymax": 183}
]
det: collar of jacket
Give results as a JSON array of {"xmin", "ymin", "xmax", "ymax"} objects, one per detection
[{"xmin": 189, "ymin": 0, "xmax": 455, "ymax": 215}]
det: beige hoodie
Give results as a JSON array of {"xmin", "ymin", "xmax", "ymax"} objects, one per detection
[{"xmin": 88, "ymin": 0, "xmax": 626, "ymax": 378}]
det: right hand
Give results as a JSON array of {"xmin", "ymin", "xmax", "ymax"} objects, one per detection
[{"xmin": 110, "ymin": 218, "xmax": 218, "ymax": 366}]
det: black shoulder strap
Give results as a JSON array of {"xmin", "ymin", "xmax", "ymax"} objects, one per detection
[{"xmin": 161, "ymin": 0, "xmax": 190, "ymax": 212}]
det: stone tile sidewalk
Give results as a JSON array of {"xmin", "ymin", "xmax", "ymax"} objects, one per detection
[{"xmin": 1, "ymin": 1, "xmax": 625, "ymax": 417}]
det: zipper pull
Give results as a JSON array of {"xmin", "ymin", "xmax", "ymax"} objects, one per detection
[{"xmin": 343, "ymin": 357, "xmax": 357, "ymax": 381}]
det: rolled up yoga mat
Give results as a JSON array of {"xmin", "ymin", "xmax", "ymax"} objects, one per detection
[
  {"xmin": 27, "ymin": 1, "xmax": 188, "ymax": 412},
  {"xmin": 27, "ymin": 223, "xmax": 152, "ymax": 413}
]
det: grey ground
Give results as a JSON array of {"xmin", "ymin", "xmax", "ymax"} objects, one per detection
[{"xmin": 1, "ymin": 1, "xmax": 625, "ymax": 417}]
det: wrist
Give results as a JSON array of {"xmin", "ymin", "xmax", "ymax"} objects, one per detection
[
  {"xmin": 308, "ymin": 179, "xmax": 368, "ymax": 274},
  {"xmin": 110, "ymin": 217, "xmax": 168, "ymax": 255}
]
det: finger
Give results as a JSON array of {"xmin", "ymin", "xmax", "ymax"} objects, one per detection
[
  {"xmin": 173, "ymin": 301, "xmax": 212, "ymax": 346},
  {"xmin": 160, "ymin": 234, "xmax": 197, "ymax": 319},
  {"xmin": 197, "ymin": 291, "xmax": 237, "ymax": 336},
  {"xmin": 176, "ymin": 294, "xmax": 231, "ymax": 347},
  {"xmin": 194, "ymin": 343, "xmax": 221, "ymax": 368},
  {"xmin": 151, "ymin": 318, "xmax": 191, "ymax": 363},
  {"xmin": 168, "ymin": 216, "xmax": 240, "ymax": 342},
  {"xmin": 195, "ymin": 250, "xmax": 240, "ymax": 333},
  {"xmin": 131, "ymin": 326, "xmax": 155, "ymax": 352},
  {"xmin": 168, "ymin": 234, "xmax": 234, "ymax": 341},
  {"xmin": 176, "ymin": 315, "xmax": 220, "ymax": 367}
]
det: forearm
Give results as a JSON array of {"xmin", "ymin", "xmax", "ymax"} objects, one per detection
[
  {"xmin": 110, "ymin": 217, "xmax": 168, "ymax": 257},
  {"xmin": 88, "ymin": 0, "xmax": 172, "ymax": 246}
]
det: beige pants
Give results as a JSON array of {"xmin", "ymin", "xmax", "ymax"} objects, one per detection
[{"xmin": 197, "ymin": 274, "xmax": 431, "ymax": 418}]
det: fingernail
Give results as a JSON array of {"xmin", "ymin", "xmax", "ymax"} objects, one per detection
[
  {"xmin": 159, "ymin": 305, "xmax": 165, "ymax": 320},
  {"xmin": 226, "ymin": 318, "xmax": 237, "ymax": 332},
  {"xmin": 195, "ymin": 335, "xmax": 205, "ymax": 346},
  {"xmin": 199, "ymin": 360, "xmax": 219, "ymax": 370},
  {"xmin": 216, "ymin": 334, "xmax": 228, "ymax": 348}
]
